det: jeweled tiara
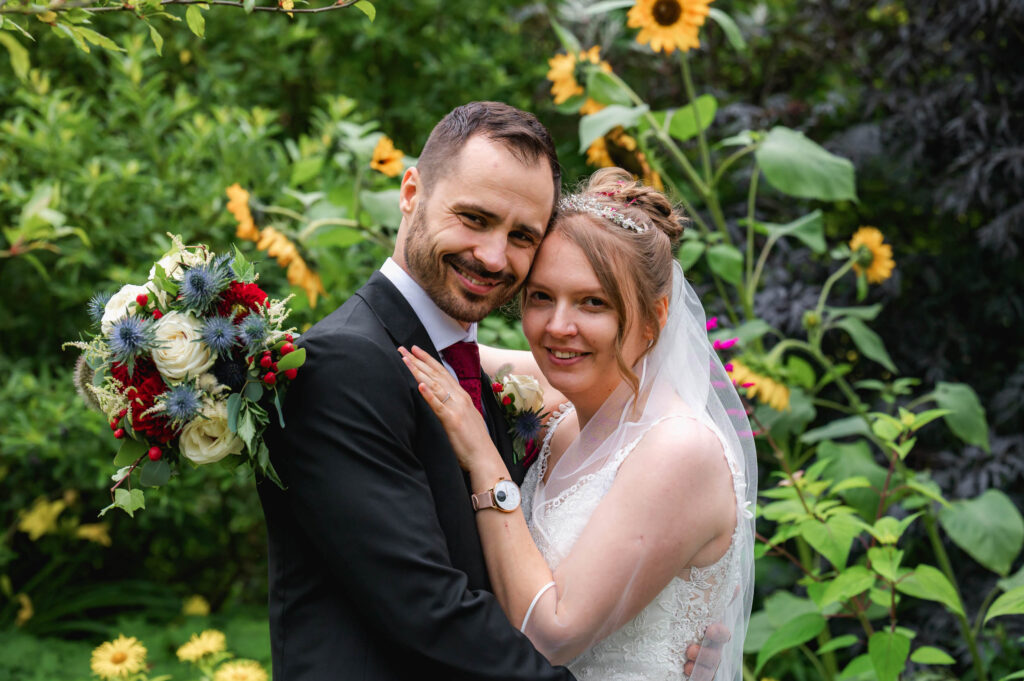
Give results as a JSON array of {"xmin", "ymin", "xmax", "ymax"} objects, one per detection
[{"xmin": 558, "ymin": 194, "xmax": 649, "ymax": 233}]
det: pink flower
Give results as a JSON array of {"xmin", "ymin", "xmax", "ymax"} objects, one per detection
[
  {"xmin": 713, "ymin": 338, "xmax": 738, "ymax": 351},
  {"xmin": 724, "ymin": 362, "xmax": 734, "ymax": 372},
  {"xmin": 706, "ymin": 316, "xmax": 718, "ymax": 331}
]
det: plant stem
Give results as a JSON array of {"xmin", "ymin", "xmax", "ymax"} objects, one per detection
[
  {"xmin": 811, "ymin": 259, "xmax": 856, "ymax": 343},
  {"xmin": 923, "ymin": 510, "xmax": 987, "ymax": 681},
  {"xmin": 679, "ymin": 53, "xmax": 726, "ymax": 234},
  {"xmin": 742, "ymin": 162, "xmax": 760, "ymax": 318},
  {"xmin": 972, "ymin": 584, "xmax": 1001, "ymax": 639},
  {"xmin": 257, "ymin": 204, "xmax": 307, "ymax": 223},
  {"xmin": 712, "ymin": 144, "xmax": 758, "ymax": 188},
  {"xmin": 799, "ymin": 643, "xmax": 832, "ymax": 681}
]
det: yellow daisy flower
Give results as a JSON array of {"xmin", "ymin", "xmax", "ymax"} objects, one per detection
[
  {"xmin": 728, "ymin": 359, "xmax": 790, "ymax": 411},
  {"xmin": 849, "ymin": 226, "xmax": 895, "ymax": 284},
  {"xmin": 76, "ymin": 523, "xmax": 112, "ymax": 547},
  {"xmin": 214, "ymin": 659, "xmax": 269, "ymax": 681},
  {"xmin": 628, "ymin": 0, "xmax": 715, "ymax": 54},
  {"xmin": 226, "ymin": 184, "xmax": 259, "ymax": 242},
  {"xmin": 177, "ymin": 629, "xmax": 227, "ymax": 662},
  {"xmin": 182, "ymin": 594, "xmax": 211, "ymax": 616},
  {"xmin": 17, "ymin": 497, "xmax": 65, "ymax": 541},
  {"xmin": 370, "ymin": 135, "xmax": 404, "ymax": 178},
  {"xmin": 547, "ymin": 46, "xmax": 612, "ymax": 113},
  {"xmin": 90, "ymin": 635, "xmax": 147, "ymax": 680}
]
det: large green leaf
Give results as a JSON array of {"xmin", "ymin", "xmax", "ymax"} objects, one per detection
[
  {"xmin": 933, "ymin": 381, "xmax": 990, "ymax": 452},
  {"xmin": 869, "ymin": 631, "xmax": 911, "ymax": 681},
  {"xmin": 754, "ymin": 210, "xmax": 826, "ymax": 253},
  {"xmin": 822, "ymin": 566, "xmax": 875, "ymax": 606},
  {"xmin": 706, "ymin": 243, "xmax": 743, "ymax": 285},
  {"xmin": 649, "ymin": 95, "xmax": 718, "ymax": 143},
  {"xmin": 549, "ymin": 16, "xmax": 581, "ymax": 52},
  {"xmin": 756, "ymin": 126, "xmax": 857, "ymax": 202},
  {"xmin": 817, "ymin": 440, "xmax": 887, "ymax": 519},
  {"xmin": 834, "ymin": 317, "xmax": 897, "ymax": 373},
  {"xmin": 586, "ymin": 71, "xmax": 633, "ymax": 108},
  {"xmin": 677, "ymin": 240, "xmax": 704, "ymax": 270},
  {"xmin": 940, "ymin": 489, "xmax": 1024, "ymax": 576},
  {"xmin": 895, "ymin": 565, "xmax": 964, "ymax": 616},
  {"xmin": 838, "ymin": 653, "xmax": 875, "ymax": 681},
  {"xmin": 360, "ymin": 189, "xmax": 402, "ymax": 228},
  {"xmin": 800, "ymin": 416, "xmax": 870, "ymax": 444},
  {"xmin": 800, "ymin": 514, "xmax": 863, "ymax": 570},
  {"xmin": 985, "ymin": 585, "xmax": 1024, "ymax": 624},
  {"xmin": 0, "ymin": 33, "xmax": 30, "ymax": 82},
  {"xmin": 578, "ymin": 105, "xmax": 649, "ymax": 151},
  {"xmin": 755, "ymin": 613, "xmax": 826, "ymax": 673},
  {"xmin": 910, "ymin": 646, "xmax": 956, "ymax": 665}
]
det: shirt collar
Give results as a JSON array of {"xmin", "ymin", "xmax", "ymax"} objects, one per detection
[{"xmin": 380, "ymin": 257, "xmax": 477, "ymax": 352}]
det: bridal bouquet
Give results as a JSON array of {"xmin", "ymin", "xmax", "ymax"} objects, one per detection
[{"xmin": 66, "ymin": 235, "xmax": 305, "ymax": 517}]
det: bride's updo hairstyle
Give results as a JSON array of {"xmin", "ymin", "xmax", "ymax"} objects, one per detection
[{"xmin": 551, "ymin": 167, "xmax": 687, "ymax": 393}]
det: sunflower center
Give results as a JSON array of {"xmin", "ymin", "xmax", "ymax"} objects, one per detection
[
  {"xmin": 652, "ymin": 0, "xmax": 683, "ymax": 26},
  {"xmin": 111, "ymin": 652, "xmax": 128, "ymax": 664}
]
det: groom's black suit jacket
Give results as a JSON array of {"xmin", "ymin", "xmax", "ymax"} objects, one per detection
[{"xmin": 258, "ymin": 272, "xmax": 574, "ymax": 680}]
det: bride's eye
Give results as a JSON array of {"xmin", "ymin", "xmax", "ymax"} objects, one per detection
[
  {"xmin": 527, "ymin": 290, "xmax": 552, "ymax": 304},
  {"xmin": 583, "ymin": 296, "xmax": 607, "ymax": 308}
]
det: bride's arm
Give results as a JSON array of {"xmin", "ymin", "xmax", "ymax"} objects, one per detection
[{"xmin": 479, "ymin": 344, "xmax": 566, "ymax": 416}]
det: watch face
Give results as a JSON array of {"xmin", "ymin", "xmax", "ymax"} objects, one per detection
[{"xmin": 493, "ymin": 480, "xmax": 521, "ymax": 512}]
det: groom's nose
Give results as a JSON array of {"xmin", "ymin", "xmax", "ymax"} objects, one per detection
[{"xmin": 471, "ymin": 231, "xmax": 509, "ymax": 273}]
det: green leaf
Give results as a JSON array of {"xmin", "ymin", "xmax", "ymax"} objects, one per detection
[
  {"xmin": 227, "ymin": 393, "xmax": 242, "ymax": 433},
  {"xmin": 238, "ymin": 409, "xmax": 257, "ymax": 450},
  {"xmin": 291, "ymin": 157, "xmax": 324, "ymax": 187},
  {"xmin": 838, "ymin": 653, "xmax": 874, "ymax": 681},
  {"xmin": 819, "ymin": 634, "xmax": 860, "ymax": 655},
  {"xmin": 0, "ymin": 33, "xmax": 30, "ymax": 82},
  {"xmin": 940, "ymin": 489, "xmax": 1024, "ymax": 576},
  {"xmin": 649, "ymin": 95, "xmax": 718, "ymax": 143},
  {"xmin": 834, "ymin": 317, "xmax": 897, "ymax": 373},
  {"xmin": 903, "ymin": 477, "xmax": 950, "ymax": 508},
  {"xmin": 800, "ymin": 514, "xmax": 863, "ymax": 569},
  {"xmin": 677, "ymin": 240, "xmax": 704, "ymax": 270},
  {"xmin": 113, "ymin": 488, "xmax": 145, "ymax": 517},
  {"xmin": 754, "ymin": 210, "xmax": 826, "ymax": 253},
  {"xmin": 583, "ymin": 0, "xmax": 634, "ymax": 13},
  {"xmin": 114, "ymin": 438, "xmax": 146, "ymax": 466},
  {"xmin": 822, "ymin": 566, "xmax": 875, "ymax": 607},
  {"xmin": 276, "ymin": 347, "xmax": 306, "ymax": 371},
  {"xmin": 998, "ymin": 564, "xmax": 1024, "ymax": 592},
  {"xmin": 231, "ymin": 244, "xmax": 256, "ymax": 282},
  {"xmin": 185, "ymin": 5, "xmax": 205, "ymax": 38},
  {"xmin": 755, "ymin": 126, "xmax": 858, "ymax": 202},
  {"xmin": 817, "ymin": 440, "xmax": 886, "ymax": 519},
  {"xmin": 243, "ymin": 381, "xmax": 264, "ymax": 402},
  {"xmin": 554, "ymin": 94, "xmax": 587, "ymax": 114},
  {"xmin": 711, "ymin": 319, "xmax": 772, "ymax": 346},
  {"xmin": 800, "ymin": 416, "xmax": 870, "ymax": 444},
  {"xmin": 985, "ymin": 584, "xmax": 1024, "ymax": 625},
  {"xmin": 896, "ymin": 564, "xmax": 965, "ymax": 616},
  {"xmin": 933, "ymin": 381, "xmax": 990, "ymax": 452},
  {"xmin": 827, "ymin": 304, "xmax": 883, "ymax": 321},
  {"xmin": 359, "ymin": 189, "xmax": 402, "ymax": 228},
  {"xmin": 759, "ymin": 388, "xmax": 815, "ymax": 441},
  {"xmin": 307, "ymin": 225, "xmax": 365, "ymax": 249},
  {"xmin": 586, "ymin": 70, "xmax": 632, "ymax": 107},
  {"xmin": 755, "ymin": 612, "xmax": 826, "ymax": 673},
  {"xmin": 706, "ymin": 243, "xmax": 743, "ymax": 285},
  {"xmin": 868, "ymin": 630, "xmax": 911, "ymax": 681},
  {"xmin": 910, "ymin": 408, "xmax": 952, "ymax": 433},
  {"xmin": 148, "ymin": 24, "xmax": 164, "ymax": 55},
  {"xmin": 910, "ymin": 646, "xmax": 956, "ymax": 665},
  {"xmin": 549, "ymin": 16, "xmax": 581, "ymax": 53},
  {"xmin": 707, "ymin": 7, "xmax": 746, "ymax": 51},
  {"xmin": 243, "ymin": 0, "xmax": 255, "ymax": 13},
  {"xmin": 831, "ymin": 476, "xmax": 872, "ymax": 494},
  {"xmin": 785, "ymin": 355, "xmax": 816, "ymax": 389},
  {"xmin": 73, "ymin": 26, "xmax": 123, "ymax": 52},
  {"xmin": 868, "ymin": 546, "xmax": 905, "ymax": 582},
  {"xmin": 354, "ymin": 0, "xmax": 375, "ymax": 21},
  {"xmin": 578, "ymin": 105, "xmax": 649, "ymax": 152},
  {"xmin": 139, "ymin": 459, "xmax": 170, "ymax": 487},
  {"xmin": 998, "ymin": 671, "xmax": 1024, "ymax": 681}
]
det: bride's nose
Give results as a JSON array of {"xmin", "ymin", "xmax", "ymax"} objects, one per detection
[{"xmin": 545, "ymin": 303, "xmax": 577, "ymax": 337}]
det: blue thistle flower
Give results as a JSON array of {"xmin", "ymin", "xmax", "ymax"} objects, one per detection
[
  {"xmin": 179, "ymin": 255, "xmax": 233, "ymax": 314},
  {"xmin": 107, "ymin": 314, "xmax": 156, "ymax": 372},
  {"xmin": 237, "ymin": 314, "xmax": 267, "ymax": 353},
  {"xmin": 512, "ymin": 411, "xmax": 543, "ymax": 443},
  {"xmin": 162, "ymin": 383, "xmax": 202, "ymax": 428},
  {"xmin": 87, "ymin": 291, "xmax": 112, "ymax": 325},
  {"xmin": 200, "ymin": 315, "xmax": 238, "ymax": 357}
]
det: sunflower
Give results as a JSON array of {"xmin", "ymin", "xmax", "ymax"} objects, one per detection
[
  {"xmin": 849, "ymin": 226, "xmax": 895, "ymax": 284},
  {"xmin": 370, "ymin": 135, "xmax": 404, "ymax": 178},
  {"xmin": 728, "ymin": 359, "xmax": 791, "ymax": 412},
  {"xmin": 213, "ymin": 660, "xmax": 269, "ymax": 681},
  {"xmin": 627, "ymin": 0, "xmax": 715, "ymax": 54},
  {"xmin": 90, "ymin": 635, "xmax": 147, "ymax": 680},
  {"xmin": 547, "ymin": 46, "xmax": 612, "ymax": 114},
  {"xmin": 586, "ymin": 128, "xmax": 664, "ymax": 190},
  {"xmin": 177, "ymin": 629, "xmax": 227, "ymax": 662},
  {"xmin": 226, "ymin": 184, "xmax": 259, "ymax": 241}
]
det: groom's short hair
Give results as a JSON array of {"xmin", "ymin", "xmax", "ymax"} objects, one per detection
[{"xmin": 417, "ymin": 102, "xmax": 561, "ymax": 212}]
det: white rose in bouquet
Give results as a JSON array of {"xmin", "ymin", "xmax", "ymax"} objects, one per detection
[
  {"xmin": 101, "ymin": 283, "xmax": 150, "ymax": 335},
  {"xmin": 148, "ymin": 246, "xmax": 206, "ymax": 282},
  {"xmin": 501, "ymin": 374, "xmax": 545, "ymax": 413},
  {"xmin": 151, "ymin": 311, "xmax": 216, "ymax": 382},
  {"xmin": 179, "ymin": 401, "xmax": 244, "ymax": 465}
]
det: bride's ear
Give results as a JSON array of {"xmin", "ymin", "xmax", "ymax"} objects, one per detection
[{"xmin": 654, "ymin": 295, "xmax": 670, "ymax": 331}]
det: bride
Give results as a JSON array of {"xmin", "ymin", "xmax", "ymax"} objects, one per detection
[{"xmin": 400, "ymin": 168, "xmax": 756, "ymax": 680}]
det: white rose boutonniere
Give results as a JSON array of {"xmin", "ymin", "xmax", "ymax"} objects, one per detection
[
  {"xmin": 490, "ymin": 365, "xmax": 548, "ymax": 466},
  {"xmin": 151, "ymin": 311, "xmax": 216, "ymax": 382},
  {"xmin": 179, "ymin": 401, "xmax": 244, "ymax": 465},
  {"xmin": 499, "ymin": 373, "xmax": 545, "ymax": 413}
]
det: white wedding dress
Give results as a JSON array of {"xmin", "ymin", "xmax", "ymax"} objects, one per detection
[{"xmin": 522, "ymin": 403, "xmax": 745, "ymax": 681}]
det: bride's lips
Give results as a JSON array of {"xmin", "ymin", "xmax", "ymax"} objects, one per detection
[
  {"xmin": 545, "ymin": 347, "xmax": 590, "ymax": 366},
  {"xmin": 449, "ymin": 261, "xmax": 502, "ymax": 295}
]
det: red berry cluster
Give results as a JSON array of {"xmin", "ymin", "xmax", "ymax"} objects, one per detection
[
  {"xmin": 491, "ymin": 381, "xmax": 512, "ymax": 406},
  {"xmin": 248, "ymin": 333, "xmax": 299, "ymax": 386},
  {"xmin": 133, "ymin": 292, "xmax": 164, "ymax": 320}
]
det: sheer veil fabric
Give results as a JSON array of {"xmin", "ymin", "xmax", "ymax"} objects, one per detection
[{"xmin": 523, "ymin": 262, "xmax": 756, "ymax": 680}]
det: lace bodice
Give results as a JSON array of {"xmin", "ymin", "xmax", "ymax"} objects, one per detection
[{"xmin": 521, "ymin": 404, "xmax": 743, "ymax": 681}]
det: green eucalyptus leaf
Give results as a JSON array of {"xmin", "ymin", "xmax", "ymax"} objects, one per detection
[
  {"xmin": 755, "ymin": 127, "xmax": 857, "ymax": 202},
  {"xmin": 940, "ymin": 489, "xmax": 1024, "ymax": 576},
  {"xmin": 243, "ymin": 381, "xmax": 264, "ymax": 402},
  {"xmin": 869, "ymin": 630, "xmax": 911, "ymax": 681},
  {"xmin": 933, "ymin": 381, "xmax": 990, "ymax": 452},
  {"xmin": 227, "ymin": 393, "xmax": 242, "ymax": 433}
]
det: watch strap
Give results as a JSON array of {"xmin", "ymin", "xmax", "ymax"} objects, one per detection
[{"xmin": 471, "ymin": 489, "xmax": 496, "ymax": 511}]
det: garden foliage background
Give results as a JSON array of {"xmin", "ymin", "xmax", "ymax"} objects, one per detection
[{"xmin": 1, "ymin": 0, "xmax": 1022, "ymax": 679}]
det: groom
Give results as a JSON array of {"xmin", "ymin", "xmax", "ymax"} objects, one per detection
[{"xmin": 258, "ymin": 101, "xmax": 573, "ymax": 680}]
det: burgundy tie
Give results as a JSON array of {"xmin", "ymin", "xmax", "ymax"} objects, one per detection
[{"xmin": 441, "ymin": 341, "xmax": 484, "ymax": 415}]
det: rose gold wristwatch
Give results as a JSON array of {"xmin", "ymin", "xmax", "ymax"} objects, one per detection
[{"xmin": 471, "ymin": 478, "xmax": 521, "ymax": 513}]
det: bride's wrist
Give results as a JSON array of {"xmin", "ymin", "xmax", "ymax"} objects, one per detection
[{"xmin": 468, "ymin": 460, "xmax": 509, "ymax": 492}]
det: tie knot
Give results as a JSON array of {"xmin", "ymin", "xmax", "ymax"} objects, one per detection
[{"xmin": 441, "ymin": 341, "xmax": 481, "ymax": 380}]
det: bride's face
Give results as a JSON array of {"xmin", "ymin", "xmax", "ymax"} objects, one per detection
[{"xmin": 522, "ymin": 231, "xmax": 651, "ymax": 408}]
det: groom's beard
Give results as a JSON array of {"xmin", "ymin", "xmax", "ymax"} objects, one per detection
[{"xmin": 405, "ymin": 207, "xmax": 521, "ymax": 323}]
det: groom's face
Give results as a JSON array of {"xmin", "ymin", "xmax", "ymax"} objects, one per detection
[{"xmin": 398, "ymin": 136, "xmax": 555, "ymax": 324}]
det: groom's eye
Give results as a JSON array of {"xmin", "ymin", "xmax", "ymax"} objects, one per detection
[
  {"xmin": 460, "ymin": 213, "xmax": 484, "ymax": 226},
  {"xmin": 510, "ymin": 230, "xmax": 536, "ymax": 246}
]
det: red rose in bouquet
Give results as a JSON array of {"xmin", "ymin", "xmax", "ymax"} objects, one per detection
[
  {"xmin": 216, "ymin": 281, "xmax": 268, "ymax": 321},
  {"xmin": 111, "ymin": 360, "xmax": 178, "ymax": 444}
]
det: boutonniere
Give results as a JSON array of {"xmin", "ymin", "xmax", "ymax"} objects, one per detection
[{"xmin": 490, "ymin": 364, "xmax": 547, "ymax": 465}]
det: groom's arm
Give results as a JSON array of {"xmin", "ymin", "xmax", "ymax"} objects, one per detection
[{"xmin": 272, "ymin": 331, "xmax": 574, "ymax": 680}]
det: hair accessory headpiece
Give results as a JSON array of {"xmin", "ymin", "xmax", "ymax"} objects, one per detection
[{"xmin": 558, "ymin": 194, "xmax": 649, "ymax": 233}]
